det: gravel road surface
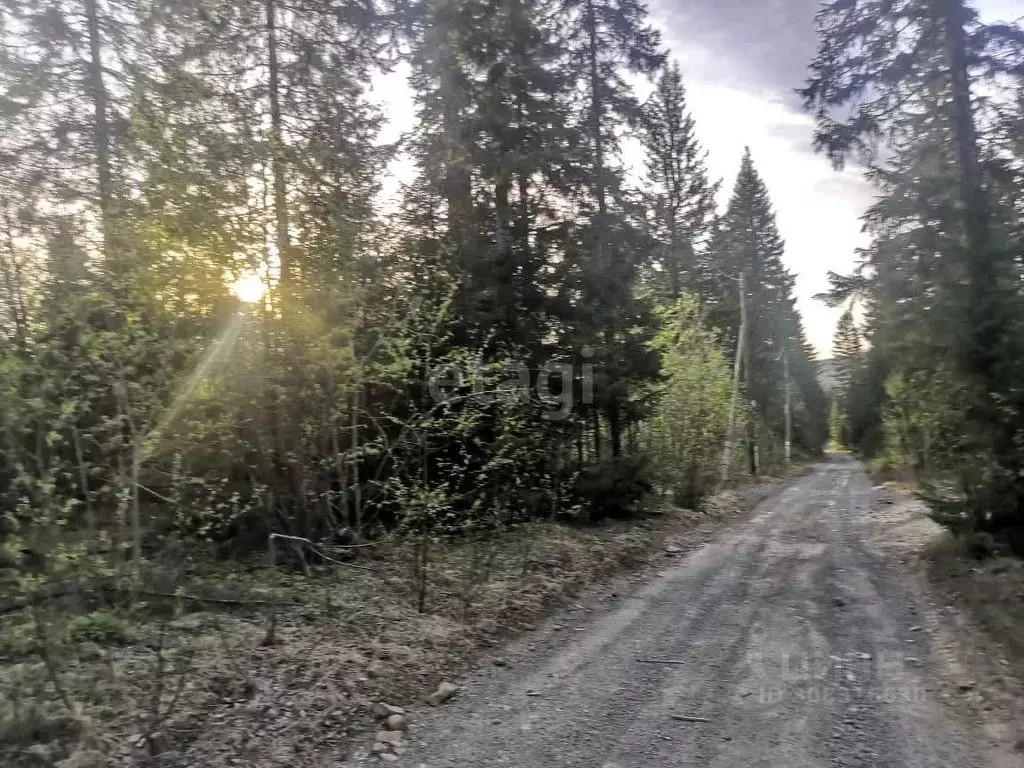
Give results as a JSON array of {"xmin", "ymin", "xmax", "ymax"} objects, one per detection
[{"xmin": 402, "ymin": 457, "xmax": 993, "ymax": 767}]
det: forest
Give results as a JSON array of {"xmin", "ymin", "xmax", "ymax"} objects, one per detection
[
  {"xmin": 815, "ymin": 0, "xmax": 1024, "ymax": 552},
  {"xmin": 0, "ymin": 0, "xmax": 831, "ymax": 572},
  {"xmin": 1, "ymin": 0, "xmax": 1023, "ymax": 762}
]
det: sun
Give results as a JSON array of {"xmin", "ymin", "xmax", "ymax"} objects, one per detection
[{"xmin": 230, "ymin": 272, "xmax": 266, "ymax": 304}]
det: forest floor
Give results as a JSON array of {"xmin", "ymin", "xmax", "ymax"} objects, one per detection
[
  {"xmin": 0, "ymin": 471, "xmax": 795, "ymax": 768},
  {"xmin": 351, "ymin": 457, "xmax": 1024, "ymax": 768}
]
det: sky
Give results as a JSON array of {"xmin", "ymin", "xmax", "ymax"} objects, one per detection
[{"xmin": 370, "ymin": 0, "xmax": 1023, "ymax": 358}]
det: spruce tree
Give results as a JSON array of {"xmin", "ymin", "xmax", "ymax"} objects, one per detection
[
  {"xmin": 830, "ymin": 307, "xmax": 863, "ymax": 448},
  {"xmin": 832, "ymin": 308, "xmax": 862, "ymax": 393},
  {"xmin": 557, "ymin": 0, "xmax": 663, "ymax": 456},
  {"xmin": 803, "ymin": 0, "xmax": 1024, "ymax": 531},
  {"xmin": 640, "ymin": 60, "xmax": 720, "ymax": 302},
  {"xmin": 711, "ymin": 149, "xmax": 827, "ymax": 454}
]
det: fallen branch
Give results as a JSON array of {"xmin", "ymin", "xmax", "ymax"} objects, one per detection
[
  {"xmin": 140, "ymin": 590, "xmax": 297, "ymax": 607},
  {"xmin": 671, "ymin": 714, "xmax": 711, "ymax": 723},
  {"xmin": 0, "ymin": 582, "xmax": 86, "ymax": 617},
  {"xmin": 269, "ymin": 533, "xmax": 376, "ymax": 572},
  {"xmin": 0, "ymin": 582, "xmax": 295, "ymax": 617}
]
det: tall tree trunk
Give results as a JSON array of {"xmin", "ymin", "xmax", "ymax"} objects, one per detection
[
  {"xmin": 84, "ymin": 0, "xmax": 114, "ymax": 264},
  {"xmin": 783, "ymin": 347, "xmax": 792, "ymax": 464},
  {"xmin": 941, "ymin": 0, "xmax": 982, "ymax": 234},
  {"xmin": 940, "ymin": 0, "xmax": 1008, "ymax": 453},
  {"xmin": 351, "ymin": 386, "xmax": 362, "ymax": 531},
  {"xmin": 131, "ymin": 430, "xmax": 142, "ymax": 565},
  {"xmin": 437, "ymin": 1, "xmax": 473, "ymax": 257},
  {"xmin": 742, "ymin": 275, "xmax": 757, "ymax": 474},
  {"xmin": 71, "ymin": 425, "xmax": 96, "ymax": 552},
  {"xmin": 266, "ymin": 0, "xmax": 291, "ymax": 294},
  {"xmin": 584, "ymin": 0, "xmax": 624, "ymax": 455},
  {"xmin": 0, "ymin": 219, "xmax": 28, "ymax": 348},
  {"xmin": 668, "ymin": 219, "xmax": 681, "ymax": 300},
  {"xmin": 608, "ymin": 401, "xmax": 622, "ymax": 457},
  {"xmin": 720, "ymin": 272, "xmax": 746, "ymax": 484},
  {"xmin": 585, "ymin": 0, "xmax": 606, "ymax": 217},
  {"xmin": 495, "ymin": 175, "xmax": 515, "ymax": 341}
]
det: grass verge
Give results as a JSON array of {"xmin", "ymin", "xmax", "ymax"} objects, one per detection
[{"xmin": 0, "ymin": 475, "xmax": 795, "ymax": 768}]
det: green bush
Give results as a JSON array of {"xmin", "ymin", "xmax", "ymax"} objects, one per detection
[
  {"xmin": 645, "ymin": 297, "xmax": 734, "ymax": 507},
  {"xmin": 65, "ymin": 612, "xmax": 131, "ymax": 646},
  {"xmin": 573, "ymin": 455, "xmax": 653, "ymax": 521}
]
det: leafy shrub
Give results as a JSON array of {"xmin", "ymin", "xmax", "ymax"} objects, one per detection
[
  {"xmin": 65, "ymin": 612, "xmax": 131, "ymax": 646},
  {"xmin": 573, "ymin": 455, "xmax": 653, "ymax": 522},
  {"xmin": 645, "ymin": 297, "xmax": 734, "ymax": 507},
  {"xmin": 882, "ymin": 366, "xmax": 965, "ymax": 472}
]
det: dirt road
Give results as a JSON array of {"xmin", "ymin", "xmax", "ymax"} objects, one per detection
[{"xmin": 401, "ymin": 458, "xmax": 1004, "ymax": 767}]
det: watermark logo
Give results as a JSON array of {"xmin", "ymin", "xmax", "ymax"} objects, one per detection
[
  {"xmin": 427, "ymin": 348, "xmax": 596, "ymax": 421},
  {"xmin": 749, "ymin": 649, "xmax": 928, "ymax": 708}
]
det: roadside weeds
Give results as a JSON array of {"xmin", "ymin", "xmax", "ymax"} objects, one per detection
[
  {"xmin": 868, "ymin": 484, "xmax": 1024, "ymax": 764},
  {"xmin": 0, "ymin": 472, "xmax": 797, "ymax": 768}
]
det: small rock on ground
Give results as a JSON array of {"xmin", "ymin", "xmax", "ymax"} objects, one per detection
[{"xmin": 426, "ymin": 681, "xmax": 458, "ymax": 706}]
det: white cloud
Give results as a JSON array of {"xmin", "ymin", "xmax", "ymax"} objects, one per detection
[{"xmin": 650, "ymin": 33, "xmax": 874, "ymax": 356}]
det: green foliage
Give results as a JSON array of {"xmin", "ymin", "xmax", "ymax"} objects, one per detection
[
  {"xmin": 573, "ymin": 455, "xmax": 653, "ymax": 522},
  {"xmin": 804, "ymin": 0, "xmax": 1024, "ymax": 539},
  {"xmin": 881, "ymin": 367, "xmax": 966, "ymax": 472},
  {"xmin": 0, "ymin": 0, "xmax": 827, "ymax": 591},
  {"xmin": 65, "ymin": 612, "xmax": 132, "ymax": 646},
  {"xmin": 646, "ymin": 297, "xmax": 733, "ymax": 507}
]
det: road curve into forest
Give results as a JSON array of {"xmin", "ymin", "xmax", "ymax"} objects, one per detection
[{"xmin": 402, "ymin": 457, "xmax": 993, "ymax": 768}]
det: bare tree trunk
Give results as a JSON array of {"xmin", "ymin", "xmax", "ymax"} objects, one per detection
[
  {"xmin": 84, "ymin": 0, "xmax": 113, "ymax": 261},
  {"xmin": 263, "ymin": 529, "xmax": 278, "ymax": 645},
  {"xmin": 938, "ymin": 0, "xmax": 1009, "ymax": 459},
  {"xmin": 940, "ymin": 0, "xmax": 1004, "ymax": 401},
  {"xmin": 941, "ymin": 0, "xmax": 982, "ymax": 238},
  {"xmin": 783, "ymin": 347, "xmax": 792, "ymax": 464},
  {"xmin": 326, "ymin": 368, "xmax": 346, "ymax": 523},
  {"xmin": 585, "ymin": 0, "xmax": 606, "ymax": 217},
  {"xmin": 720, "ymin": 272, "xmax": 746, "ymax": 484},
  {"xmin": 351, "ymin": 386, "xmax": 361, "ymax": 531},
  {"xmin": 434, "ymin": 2, "xmax": 473, "ymax": 257},
  {"xmin": 266, "ymin": 0, "xmax": 291, "ymax": 293},
  {"xmin": 131, "ymin": 430, "xmax": 142, "ymax": 565},
  {"xmin": 0, "ymin": 215, "xmax": 28, "ymax": 347},
  {"xmin": 71, "ymin": 425, "xmax": 96, "ymax": 551}
]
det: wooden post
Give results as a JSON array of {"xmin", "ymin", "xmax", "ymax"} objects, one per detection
[
  {"xmin": 720, "ymin": 272, "xmax": 746, "ymax": 484},
  {"xmin": 783, "ymin": 347, "xmax": 792, "ymax": 465},
  {"xmin": 71, "ymin": 424, "xmax": 96, "ymax": 552},
  {"xmin": 263, "ymin": 531, "xmax": 278, "ymax": 646},
  {"xmin": 131, "ymin": 431, "xmax": 142, "ymax": 565}
]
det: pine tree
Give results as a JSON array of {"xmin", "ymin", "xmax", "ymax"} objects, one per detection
[
  {"xmin": 559, "ymin": 0, "xmax": 663, "ymax": 457},
  {"xmin": 802, "ymin": 0, "xmax": 1024, "ymax": 532},
  {"xmin": 832, "ymin": 308, "xmax": 862, "ymax": 393},
  {"xmin": 640, "ymin": 60, "xmax": 720, "ymax": 302},
  {"xmin": 711, "ymin": 149, "xmax": 827, "ymax": 454},
  {"xmin": 830, "ymin": 307, "xmax": 863, "ymax": 448},
  {"xmin": 0, "ymin": 0, "xmax": 131, "ymax": 283}
]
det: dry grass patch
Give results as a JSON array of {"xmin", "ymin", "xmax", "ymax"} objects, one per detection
[
  {"xmin": 0, "ymin": 488, "xmax": 770, "ymax": 768},
  {"xmin": 922, "ymin": 533, "xmax": 1024, "ymax": 666}
]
